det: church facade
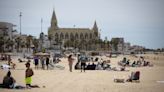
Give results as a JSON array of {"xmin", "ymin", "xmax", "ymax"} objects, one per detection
[{"xmin": 48, "ymin": 10, "xmax": 100, "ymax": 50}]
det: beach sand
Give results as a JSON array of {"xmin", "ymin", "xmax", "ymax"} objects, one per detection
[{"xmin": 0, "ymin": 54, "xmax": 164, "ymax": 92}]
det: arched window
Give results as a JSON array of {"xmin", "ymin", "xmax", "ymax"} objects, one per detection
[
  {"xmin": 90, "ymin": 33, "xmax": 92, "ymax": 39},
  {"xmin": 80, "ymin": 33, "xmax": 84, "ymax": 39},
  {"xmin": 70, "ymin": 33, "xmax": 74, "ymax": 40},
  {"xmin": 65, "ymin": 33, "xmax": 69, "ymax": 39},
  {"xmin": 75, "ymin": 33, "xmax": 79, "ymax": 39},
  {"xmin": 85, "ymin": 33, "xmax": 88, "ymax": 39},
  {"xmin": 60, "ymin": 33, "xmax": 64, "ymax": 39},
  {"xmin": 55, "ymin": 33, "xmax": 58, "ymax": 39}
]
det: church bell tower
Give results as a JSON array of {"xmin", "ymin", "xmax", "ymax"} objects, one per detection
[{"xmin": 51, "ymin": 9, "xmax": 58, "ymax": 29}]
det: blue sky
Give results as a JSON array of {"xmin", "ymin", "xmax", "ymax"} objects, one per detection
[{"xmin": 0, "ymin": 0, "xmax": 164, "ymax": 49}]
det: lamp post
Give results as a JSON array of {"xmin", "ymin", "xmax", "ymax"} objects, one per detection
[{"xmin": 19, "ymin": 12, "xmax": 22, "ymax": 35}]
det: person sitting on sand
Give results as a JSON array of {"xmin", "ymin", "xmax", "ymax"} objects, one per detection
[
  {"xmin": 96, "ymin": 62, "xmax": 103, "ymax": 70},
  {"xmin": 122, "ymin": 57, "xmax": 127, "ymax": 63},
  {"xmin": 2, "ymin": 71, "xmax": 15, "ymax": 88},
  {"xmin": 127, "ymin": 71, "xmax": 140, "ymax": 82},
  {"xmin": 0, "ymin": 71, "xmax": 25, "ymax": 89},
  {"xmin": 90, "ymin": 62, "xmax": 96, "ymax": 70},
  {"xmin": 126, "ymin": 59, "xmax": 130, "ymax": 66},
  {"xmin": 132, "ymin": 61, "xmax": 136, "ymax": 67}
]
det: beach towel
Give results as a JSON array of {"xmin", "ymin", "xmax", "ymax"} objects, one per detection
[{"xmin": 1, "ymin": 64, "xmax": 11, "ymax": 70}]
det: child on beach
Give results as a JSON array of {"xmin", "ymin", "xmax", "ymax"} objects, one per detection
[
  {"xmin": 25, "ymin": 62, "xmax": 34, "ymax": 88},
  {"xmin": 25, "ymin": 62, "xmax": 39, "ymax": 88}
]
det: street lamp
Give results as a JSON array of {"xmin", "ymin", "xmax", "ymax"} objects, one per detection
[{"xmin": 19, "ymin": 12, "xmax": 22, "ymax": 35}]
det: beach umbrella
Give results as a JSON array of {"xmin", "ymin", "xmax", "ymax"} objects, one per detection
[
  {"xmin": 4, "ymin": 52, "xmax": 14, "ymax": 56},
  {"xmin": 34, "ymin": 52, "xmax": 50, "ymax": 56}
]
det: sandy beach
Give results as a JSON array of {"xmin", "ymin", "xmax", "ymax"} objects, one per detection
[{"xmin": 0, "ymin": 53, "xmax": 164, "ymax": 92}]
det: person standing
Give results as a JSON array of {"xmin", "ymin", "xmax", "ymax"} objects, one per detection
[
  {"xmin": 46, "ymin": 56, "xmax": 50, "ymax": 70},
  {"xmin": 41, "ymin": 57, "xmax": 45, "ymax": 70},
  {"xmin": 25, "ymin": 62, "xmax": 34, "ymax": 88},
  {"xmin": 34, "ymin": 56, "xmax": 39, "ymax": 69},
  {"xmin": 68, "ymin": 55, "xmax": 74, "ymax": 72},
  {"xmin": 80, "ymin": 55, "xmax": 86, "ymax": 72}
]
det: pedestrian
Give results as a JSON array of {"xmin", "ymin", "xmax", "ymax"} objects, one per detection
[
  {"xmin": 80, "ymin": 55, "xmax": 86, "ymax": 72},
  {"xmin": 68, "ymin": 55, "xmax": 74, "ymax": 72},
  {"xmin": 46, "ymin": 56, "xmax": 49, "ymax": 70},
  {"xmin": 25, "ymin": 62, "xmax": 34, "ymax": 88},
  {"xmin": 41, "ymin": 57, "xmax": 45, "ymax": 70},
  {"xmin": 34, "ymin": 56, "xmax": 39, "ymax": 69}
]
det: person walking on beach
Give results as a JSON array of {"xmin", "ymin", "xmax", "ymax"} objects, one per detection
[
  {"xmin": 25, "ymin": 62, "xmax": 34, "ymax": 88},
  {"xmin": 68, "ymin": 55, "xmax": 74, "ymax": 72}
]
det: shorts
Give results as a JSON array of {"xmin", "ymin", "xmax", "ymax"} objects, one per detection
[
  {"xmin": 25, "ymin": 77, "xmax": 32, "ymax": 85},
  {"xmin": 81, "ymin": 63, "xmax": 86, "ymax": 66}
]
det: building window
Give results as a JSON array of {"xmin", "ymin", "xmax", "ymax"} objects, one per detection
[
  {"xmin": 85, "ymin": 33, "xmax": 88, "ymax": 39},
  {"xmin": 65, "ymin": 33, "xmax": 69, "ymax": 39},
  {"xmin": 90, "ymin": 33, "xmax": 92, "ymax": 39},
  {"xmin": 80, "ymin": 33, "xmax": 84, "ymax": 39},
  {"xmin": 75, "ymin": 33, "xmax": 79, "ymax": 39}
]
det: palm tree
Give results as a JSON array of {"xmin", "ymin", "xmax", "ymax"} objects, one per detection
[
  {"xmin": 21, "ymin": 41, "xmax": 26, "ymax": 51},
  {"xmin": 6, "ymin": 38, "xmax": 14, "ymax": 52},
  {"xmin": 74, "ymin": 40, "xmax": 79, "ymax": 49},
  {"xmin": 32, "ymin": 38, "xmax": 39, "ymax": 53},
  {"xmin": 0, "ymin": 36, "xmax": 5, "ymax": 52},
  {"xmin": 26, "ymin": 35, "xmax": 33, "ymax": 52},
  {"xmin": 15, "ymin": 37, "xmax": 21, "ymax": 52},
  {"xmin": 111, "ymin": 39, "xmax": 119, "ymax": 51},
  {"xmin": 106, "ymin": 41, "xmax": 111, "ymax": 51}
]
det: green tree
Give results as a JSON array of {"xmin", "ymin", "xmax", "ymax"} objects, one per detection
[
  {"xmin": 32, "ymin": 38, "xmax": 39, "ymax": 53},
  {"xmin": 111, "ymin": 39, "xmax": 119, "ymax": 51},
  {"xmin": 15, "ymin": 37, "xmax": 21, "ymax": 52},
  {"xmin": 0, "ymin": 36, "xmax": 5, "ymax": 52},
  {"xmin": 26, "ymin": 35, "xmax": 33, "ymax": 52}
]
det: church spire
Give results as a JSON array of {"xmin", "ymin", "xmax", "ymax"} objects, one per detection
[
  {"xmin": 51, "ymin": 9, "xmax": 58, "ymax": 28},
  {"xmin": 93, "ymin": 20, "xmax": 98, "ymax": 31}
]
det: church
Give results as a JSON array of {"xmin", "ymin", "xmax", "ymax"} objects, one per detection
[{"xmin": 48, "ymin": 10, "xmax": 100, "ymax": 50}]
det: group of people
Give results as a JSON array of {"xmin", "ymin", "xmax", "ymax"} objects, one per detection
[
  {"xmin": 119, "ymin": 57, "xmax": 152, "ymax": 67},
  {"xmin": 0, "ymin": 54, "xmax": 16, "ymax": 69},
  {"xmin": 0, "ymin": 61, "xmax": 39, "ymax": 89},
  {"xmin": 0, "ymin": 54, "xmax": 10, "ymax": 61},
  {"xmin": 67, "ymin": 54, "xmax": 113, "ymax": 72},
  {"xmin": 33, "ymin": 56, "xmax": 50, "ymax": 70}
]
